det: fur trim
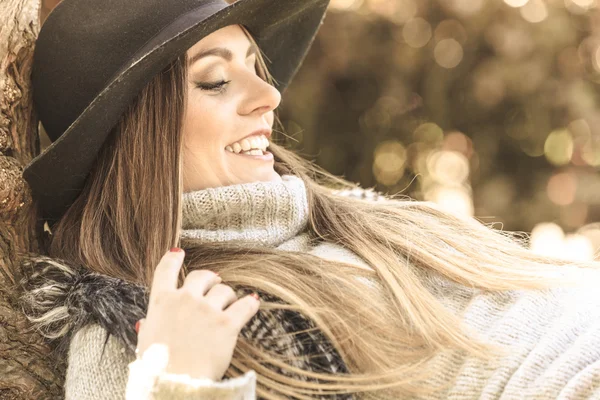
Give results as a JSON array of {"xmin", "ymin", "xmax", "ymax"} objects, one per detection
[
  {"xmin": 17, "ymin": 255, "xmax": 147, "ymax": 357},
  {"xmin": 16, "ymin": 254, "xmax": 352, "ymax": 398}
]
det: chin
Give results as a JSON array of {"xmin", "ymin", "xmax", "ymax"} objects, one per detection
[{"xmin": 249, "ymin": 170, "xmax": 282, "ymax": 183}]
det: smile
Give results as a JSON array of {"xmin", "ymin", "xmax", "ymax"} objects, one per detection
[{"xmin": 225, "ymin": 134, "xmax": 269, "ymax": 155}]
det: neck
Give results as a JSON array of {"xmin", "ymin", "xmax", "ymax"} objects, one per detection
[{"xmin": 180, "ymin": 174, "xmax": 310, "ymax": 247}]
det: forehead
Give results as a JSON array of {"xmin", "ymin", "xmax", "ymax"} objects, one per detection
[{"xmin": 187, "ymin": 24, "xmax": 249, "ymax": 55}]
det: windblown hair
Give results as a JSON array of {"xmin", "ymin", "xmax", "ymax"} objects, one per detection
[{"xmin": 43, "ymin": 25, "xmax": 599, "ymax": 399}]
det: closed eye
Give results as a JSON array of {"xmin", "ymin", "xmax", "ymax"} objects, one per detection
[{"xmin": 196, "ymin": 80, "xmax": 231, "ymax": 93}]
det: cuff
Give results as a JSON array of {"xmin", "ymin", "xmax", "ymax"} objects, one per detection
[{"xmin": 126, "ymin": 343, "xmax": 256, "ymax": 399}]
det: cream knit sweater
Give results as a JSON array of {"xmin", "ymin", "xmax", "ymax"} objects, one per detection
[{"xmin": 56, "ymin": 174, "xmax": 600, "ymax": 399}]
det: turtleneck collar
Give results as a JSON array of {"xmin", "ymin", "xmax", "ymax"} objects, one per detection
[{"xmin": 180, "ymin": 174, "xmax": 310, "ymax": 247}]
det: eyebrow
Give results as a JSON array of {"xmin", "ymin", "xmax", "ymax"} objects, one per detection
[{"xmin": 188, "ymin": 43, "xmax": 259, "ymax": 66}]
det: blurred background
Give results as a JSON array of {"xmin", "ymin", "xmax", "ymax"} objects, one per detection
[{"xmin": 41, "ymin": 0, "xmax": 600, "ymax": 260}]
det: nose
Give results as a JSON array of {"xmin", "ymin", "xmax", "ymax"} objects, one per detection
[{"xmin": 242, "ymin": 73, "xmax": 281, "ymax": 117}]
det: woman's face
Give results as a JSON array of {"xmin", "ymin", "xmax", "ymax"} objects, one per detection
[{"xmin": 182, "ymin": 24, "xmax": 282, "ymax": 192}]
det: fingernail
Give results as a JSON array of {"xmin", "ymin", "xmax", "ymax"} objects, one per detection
[
  {"xmin": 170, "ymin": 247, "xmax": 183, "ymax": 253},
  {"xmin": 214, "ymin": 271, "xmax": 220, "ymax": 276},
  {"xmin": 250, "ymin": 292, "xmax": 260, "ymax": 301},
  {"xmin": 135, "ymin": 320, "xmax": 141, "ymax": 334}
]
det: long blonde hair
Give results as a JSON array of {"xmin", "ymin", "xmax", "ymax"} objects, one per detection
[{"xmin": 45, "ymin": 25, "xmax": 599, "ymax": 399}]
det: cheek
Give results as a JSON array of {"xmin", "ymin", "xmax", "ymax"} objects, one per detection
[{"xmin": 183, "ymin": 98, "xmax": 228, "ymax": 153}]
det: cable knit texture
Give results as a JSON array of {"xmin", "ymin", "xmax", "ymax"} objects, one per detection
[
  {"xmin": 181, "ymin": 174, "xmax": 310, "ymax": 247},
  {"xmin": 18, "ymin": 173, "xmax": 600, "ymax": 399}
]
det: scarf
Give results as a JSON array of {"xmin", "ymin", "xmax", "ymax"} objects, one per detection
[{"xmin": 180, "ymin": 174, "xmax": 310, "ymax": 247}]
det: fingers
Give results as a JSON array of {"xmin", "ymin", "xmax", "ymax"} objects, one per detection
[
  {"xmin": 149, "ymin": 250, "xmax": 259, "ymax": 334},
  {"xmin": 150, "ymin": 248, "xmax": 185, "ymax": 303},
  {"xmin": 181, "ymin": 269, "xmax": 222, "ymax": 295},
  {"xmin": 204, "ymin": 283, "xmax": 238, "ymax": 310},
  {"xmin": 224, "ymin": 294, "xmax": 260, "ymax": 331},
  {"xmin": 181, "ymin": 270, "xmax": 258, "ymax": 318}
]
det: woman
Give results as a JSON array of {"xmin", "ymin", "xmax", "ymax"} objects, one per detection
[{"xmin": 17, "ymin": 0, "xmax": 600, "ymax": 399}]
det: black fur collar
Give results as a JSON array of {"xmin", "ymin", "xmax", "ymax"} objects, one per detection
[{"xmin": 17, "ymin": 254, "xmax": 148, "ymax": 358}]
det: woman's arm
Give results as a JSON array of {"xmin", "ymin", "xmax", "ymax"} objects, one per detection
[{"xmin": 66, "ymin": 324, "xmax": 256, "ymax": 400}]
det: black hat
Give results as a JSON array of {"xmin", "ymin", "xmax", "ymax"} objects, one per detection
[{"xmin": 23, "ymin": 0, "xmax": 330, "ymax": 222}]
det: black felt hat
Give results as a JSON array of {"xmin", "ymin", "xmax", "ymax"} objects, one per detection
[{"xmin": 23, "ymin": 0, "xmax": 330, "ymax": 223}]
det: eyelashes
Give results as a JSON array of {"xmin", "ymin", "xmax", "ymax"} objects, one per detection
[
  {"xmin": 196, "ymin": 79, "xmax": 231, "ymax": 94},
  {"xmin": 195, "ymin": 60, "xmax": 261, "ymax": 94}
]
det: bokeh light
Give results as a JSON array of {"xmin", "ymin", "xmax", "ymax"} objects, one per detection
[
  {"xmin": 520, "ymin": 0, "xmax": 549, "ymax": 23},
  {"xmin": 434, "ymin": 39, "xmax": 464, "ymax": 69},
  {"xmin": 544, "ymin": 129, "xmax": 574, "ymax": 166},
  {"xmin": 373, "ymin": 140, "xmax": 407, "ymax": 186},
  {"xmin": 427, "ymin": 151, "xmax": 470, "ymax": 184},
  {"xmin": 329, "ymin": 0, "xmax": 363, "ymax": 11},
  {"xmin": 531, "ymin": 222, "xmax": 595, "ymax": 260},
  {"xmin": 403, "ymin": 18, "xmax": 433, "ymax": 48},
  {"xmin": 504, "ymin": 0, "xmax": 530, "ymax": 8},
  {"xmin": 564, "ymin": 0, "xmax": 597, "ymax": 15},
  {"xmin": 546, "ymin": 172, "xmax": 577, "ymax": 205},
  {"xmin": 414, "ymin": 122, "xmax": 444, "ymax": 144}
]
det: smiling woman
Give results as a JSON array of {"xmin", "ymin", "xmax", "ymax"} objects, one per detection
[
  {"xmin": 17, "ymin": 0, "xmax": 600, "ymax": 399},
  {"xmin": 182, "ymin": 24, "xmax": 282, "ymax": 191}
]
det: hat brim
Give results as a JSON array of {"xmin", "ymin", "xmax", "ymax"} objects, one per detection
[{"xmin": 23, "ymin": 0, "xmax": 329, "ymax": 222}]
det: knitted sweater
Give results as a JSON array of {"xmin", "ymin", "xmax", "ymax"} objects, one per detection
[{"xmin": 18, "ymin": 174, "xmax": 600, "ymax": 399}]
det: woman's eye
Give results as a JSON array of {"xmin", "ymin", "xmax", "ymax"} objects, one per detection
[{"xmin": 196, "ymin": 80, "xmax": 231, "ymax": 93}]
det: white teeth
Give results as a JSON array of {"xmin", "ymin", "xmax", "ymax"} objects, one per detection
[
  {"xmin": 240, "ymin": 139, "xmax": 251, "ymax": 151},
  {"xmin": 226, "ymin": 134, "xmax": 269, "ymax": 153},
  {"xmin": 239, "ymin": 149, "xmax": 264, "ymax": 156}
]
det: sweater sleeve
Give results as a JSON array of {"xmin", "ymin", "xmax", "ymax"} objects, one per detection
[
  {"xmin": 415, "ymin": 268, "xmax": 600, "ymax": 399},
  {"xmin": 65, "ymin": 324, "xmax": 256, "ymax": 400}
]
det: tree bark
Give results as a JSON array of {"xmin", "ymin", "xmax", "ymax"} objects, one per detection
[{"xmin": 0, "ymin": 0, "xmax": 65, "ymax": 398}]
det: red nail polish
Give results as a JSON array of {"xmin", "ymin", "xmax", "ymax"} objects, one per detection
[
  {"xmin": 170, "ymin": 247, "xmax": 183, "ymax": 253},
  {"xmin": 135, "ymin": 320, "xmax": 141, "ymax": 334}
]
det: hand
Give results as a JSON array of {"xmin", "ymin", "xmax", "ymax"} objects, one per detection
[{"xmin": 136, "ymin": 248, "xmax": 260, "ymax": 381}]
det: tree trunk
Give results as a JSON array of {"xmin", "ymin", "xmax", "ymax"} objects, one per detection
[{"xmin": 0, "ymin": 0, "xmax": 65, "ymax": 398}]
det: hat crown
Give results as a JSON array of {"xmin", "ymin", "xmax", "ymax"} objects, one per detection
[{"xmin": 33, "ymin": 0, "xmax": 228, "ymax": 142}]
